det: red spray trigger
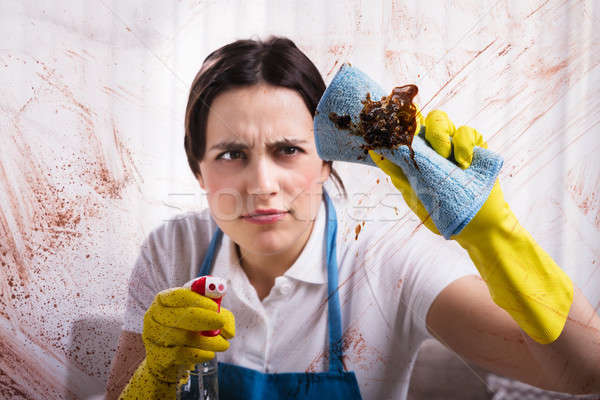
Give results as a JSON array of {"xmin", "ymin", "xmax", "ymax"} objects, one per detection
[{"xmin": 185, "ymin": 275, "xmax": 227, "ymax": 337}]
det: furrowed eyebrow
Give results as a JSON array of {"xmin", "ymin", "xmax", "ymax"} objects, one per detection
[
  {"xmin": 266, "ymin": 138, "xmax": 308, "ymax": 148},
  {"xmin": 208, "ymin": 140, "xmax": 249, "ymax": 151},
  {"xmin": 208, "ymin": 138, "xmax": 308, "ymax": 151}
]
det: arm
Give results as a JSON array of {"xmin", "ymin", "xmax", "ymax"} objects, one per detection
[
  {"xmin": 370, "ymin": 109, "xmax": 599, "ymax": 393},
  {"xmin": 105, "ymin": 331, "xmax": 145, "ymax": 400},
  {"xmin": 427, "ymin": 275, "xmax": 600, "ymax": 394}
]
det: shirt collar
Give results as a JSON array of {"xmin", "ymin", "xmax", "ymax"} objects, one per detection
[
  {"xmin": 214, "ymin": 196, "xmax": 328, "ymax": 286},
  {"xmin": 282, "ymin": 196, "xmax": 327, "ymax": 284}
]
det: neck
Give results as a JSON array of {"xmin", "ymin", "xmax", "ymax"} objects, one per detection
[{"xmin": 238, "ymin": 219, "xmax": 315, "ymax": 300}]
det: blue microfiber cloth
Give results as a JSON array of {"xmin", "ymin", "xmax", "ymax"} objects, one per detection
[{"xmin": 314, "ymin": 63, "xmax": 504, "ymax": 239}]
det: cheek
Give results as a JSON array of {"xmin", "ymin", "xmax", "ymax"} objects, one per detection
[
  {"xmin": 200, "ymin": 168, "xmax": 244, "ymax": 220},
  {"xmin": 284, "ymin": 162, "xmax": 324, "ymax": 191},
  {"xmin": 207, "ymin": 190, "xmax": 244, "ymax": 220},
  {"xmin": 284, "ymin": 162, "xmax": 327, "ymax": 217}
]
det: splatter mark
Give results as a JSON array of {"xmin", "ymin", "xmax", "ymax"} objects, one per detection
[
  {"xmin": 526, "ymin": 0, "xmax": 551, "ymax": 18},
  {"xmin": 497, "ymin": 44, "xmax": 511, "ymax": 56},
  {"xmin": 63, "ymin": 49, "xmax": 88, "ymax": 62},
  {"xmin": 384, "ymin": 49, "xmax": 398, "ymax": 65},
  {"xmin": 102, "ymin": 85, "xmax": 144, "ymax": 105},
  {"xmin": 306, "ymin": 327, "xmax": 386, "ymax": 373},
  {"xmin": 328, "ymin": 44, "xmax": 351, "ymax": 57},
  {"xmin": 389, "ymin": 1, "xmax": 415, "ymax": 40},
  {"xmin": 421, "ymin": 40, "xmax": 497, "ymax": 112},
  {"xmin": 325, "ymin": 44, "xmax": 352, "ymax": 80},
  {"xmin": 326, "ymin": 59, "xmax": 339, "ymax": 80},
  {"xmin": 354, "ymin": 224, "xmax": 361, "ymax": 240},
  {"xmin": 567, "ymin": 162, "xmax": 600, "ymax": 229},
  {"xmin": 0, "ymin": 368, "xmax": 30, "ymax": 399},
  {"xmin": 0, "ymin": 53, "xmax": 140, "ymax": 398},
  {"xmin": 535, "ymin": 58, "xmax": 569, "ymax": 80}
]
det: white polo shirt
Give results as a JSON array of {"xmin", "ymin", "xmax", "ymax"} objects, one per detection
[{"xmin": 124, "ymin": 195, "xmax": 478, "ymax": 399}]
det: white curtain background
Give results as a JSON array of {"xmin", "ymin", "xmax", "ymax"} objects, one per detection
[{"xmin": 0, "ymin": 1, "xmax": 598, "ymax": 399}]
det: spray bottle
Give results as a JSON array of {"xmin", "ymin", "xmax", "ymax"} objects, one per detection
[{"xmin": 177, "ymin": 275, "xmax": 227, "ymax": 400}]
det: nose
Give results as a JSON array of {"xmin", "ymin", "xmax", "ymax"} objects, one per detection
[{"xmin": 246, "ymin": 157, "xmax": 279, "ymax": 197}]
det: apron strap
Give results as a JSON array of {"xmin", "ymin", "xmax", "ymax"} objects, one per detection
[
  {"xmin": 323, "ymin": 191, "xmax": 345, "ymax": 373},
  {"xmin": 198, "ymin": 227, "xmax": 223, "ymax": 276}
]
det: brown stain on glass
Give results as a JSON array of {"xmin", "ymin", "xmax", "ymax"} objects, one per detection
[
  {"xmin": 0, "ymin": 55, "xmax": 140, "ymax": 397},
  {"xmin": 328, "ymin": 85, "xmax": 420, "ymax": 169},
  {"xmin": 306, "ymin": 327, "xmax": 386, "ymax": 373},
  {"xmin": 567, "ymin": 163, "xmax": 600, "ymax": 229},
  {"xmin": 354, "ymin": 224, "xmax": 361, "ymax": 240}
]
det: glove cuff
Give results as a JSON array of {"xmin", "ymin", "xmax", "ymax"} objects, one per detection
[
  {"xmin": 119, "ymin": 358, "xmax": 179, "ymax": 400},
  {"xmin": 454, "ymin": 212, "xmax": 574, "ymax": 344}
]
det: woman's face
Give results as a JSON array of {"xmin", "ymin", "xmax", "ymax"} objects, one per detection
[{"xmin": 197, "ymin": 83, "xmax": 330, "ymax": 256}]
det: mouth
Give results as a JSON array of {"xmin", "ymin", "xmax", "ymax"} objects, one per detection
[{"xmin": 242, "ymin": 209, "xmax": 289, "ymax": 224}]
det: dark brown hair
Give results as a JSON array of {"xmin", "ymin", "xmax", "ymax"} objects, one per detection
[{"xmin": 184, "ymin": 35, "xmax": 346, "ymax": 197}]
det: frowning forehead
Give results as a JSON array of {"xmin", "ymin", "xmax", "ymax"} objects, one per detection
[{"xmin": 205, "ymin": 84, "xmax": 314, "ymax": 149}]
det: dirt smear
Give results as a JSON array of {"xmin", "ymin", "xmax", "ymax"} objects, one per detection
[
  {"xmin": 306, "ymin": 327, "xmax": 386, "ymax": 373},
  {"xmin": 0, "ymin": 54, "xmax": 140, "ymax": 398}
]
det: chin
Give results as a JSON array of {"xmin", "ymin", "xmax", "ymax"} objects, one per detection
[{"xmin": 243, "ymin": 229, "xmax": 293, "ymax": 255}]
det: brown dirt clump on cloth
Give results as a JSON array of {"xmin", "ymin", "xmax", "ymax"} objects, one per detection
[{"xmin": 329, "ymin": 85, "xmax": 419, "ymax": 169}]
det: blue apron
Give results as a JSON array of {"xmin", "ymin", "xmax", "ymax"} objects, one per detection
[{"xmin": 196, "ymin": 190, "xmax": 362, "ymax": 399}]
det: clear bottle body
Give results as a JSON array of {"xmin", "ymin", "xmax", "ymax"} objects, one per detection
[{"xmin": 176, "ymin": 358, "xmax": 218, "ymax": 400}]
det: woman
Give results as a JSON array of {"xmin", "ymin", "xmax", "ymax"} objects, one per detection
[{"xmin": 106, "ymin": 36, "xmax": 600, "ymax": 399}]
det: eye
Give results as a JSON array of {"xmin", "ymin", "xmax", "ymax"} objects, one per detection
[
  {"xmin": 217, "ymin": 150, "xmax": 245, "ymax": 161},
  {"xmin": 278, "ymin": 146, "xmax": 304, "ymax": 156}
]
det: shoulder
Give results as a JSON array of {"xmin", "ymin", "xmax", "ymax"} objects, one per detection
[
  {"xmin": 135, "ymin": 208, "xmax": 217, "ymax": 284},
  {"xmin": 156, "ymin": 208, "xmax": 215, "ymax": 238},
  {"xmin": 143, "ymin": 208, "xmax": 216, "ymax": 253}
]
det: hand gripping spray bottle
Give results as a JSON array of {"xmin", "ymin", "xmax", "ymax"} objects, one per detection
[{"xmin": 177, "ymin": 276, "xmax": 227, "ymax": 400}]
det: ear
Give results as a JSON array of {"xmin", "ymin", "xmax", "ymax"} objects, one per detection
[
  {"xmin": 195, "ymin": 172, "xmax": 206, "ymax": 190},
  {"xmin": 320, "ymin": 161, "xmax": 332, "ymax": 183}
]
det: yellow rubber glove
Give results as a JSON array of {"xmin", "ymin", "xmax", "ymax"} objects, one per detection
[
  {"xmin": 119, "ymin": 288, "xmax": 236, "ymax": 400},
  {"xmin": 369, "ymin": 110, "xmax": 574, "ymax": 344}
]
